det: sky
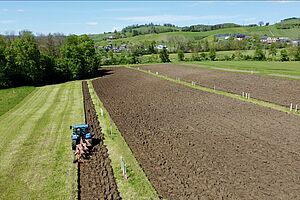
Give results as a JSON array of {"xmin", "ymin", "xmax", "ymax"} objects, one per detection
[{"xmin": 0, "ymin": 1, "xmax": 300, "ymax": 35}]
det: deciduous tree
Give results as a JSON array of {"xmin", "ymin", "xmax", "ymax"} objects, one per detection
[
  {"xmin": 280, "ymin": 49, "xmax": 289, "ymax": 61},
  {"xmin": 159, "ymin": 47, "xmax": 170, "ymax": 62},
  {"xmin": 177, "ymin": 50, "xmax": 184, "ymax": 61}
]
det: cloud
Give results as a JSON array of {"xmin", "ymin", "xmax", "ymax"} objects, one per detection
[
  {"xmin": 187, "ymin": 1, "xmax": 215, "ymax": 7},
  {"xmin": 0, "ymin": 20, "xmax": 15, "ymax": 24},
  {"xmin": 1, "ymin": 8, "xmax": 9, "ymax": 12},
  {"xmin": 58, "ymin": 22, "xmax": 81, "ymax": 25},
  {"xmin": 17, "ymin": 9, "xmax": 25, "ymax": 12},
  {"xmin": 112, "ymin": 27, "xmax": 121, "ymax": 32},
  {"xmin": 86, "ymin": 22, "xmax": 98, "ymax": 26},
  {"xmin": 117, "ymin": 15, "xmax": 239, "ymax": 23},
  {"xmin": 271, "ymin": 0, "xmax": 297, "ymax": 3},
  {"xmin": 103, "ymin": 8, "xmax": 147, "ymax": 12}
]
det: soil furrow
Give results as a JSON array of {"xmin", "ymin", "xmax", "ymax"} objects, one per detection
[
  {"xmin": 78, "ymin": 81, "xmax": 121, "ymax": 200},
  {"xmin": 93, "ymin": 67, "xmax": 300, "ymax": 199}
]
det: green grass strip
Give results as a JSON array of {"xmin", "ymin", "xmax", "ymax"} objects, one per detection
[
  {"xmin": 87, "ymin": 80, "xmax": 159, "ymax": 200},
  {"xmin": 0, "ymin": 81, "xmax": 83, "ymax": 200},
  {"xmin": 128, "ymin": 66, "xmax": 300, "ymax": 117},
  {"xmin": 0, "ymin": 86, "xmax": 35, "ymax": 116},
  {"xmin": 178, "ymin": 61, "xmax": 300, "ymax": 78}
]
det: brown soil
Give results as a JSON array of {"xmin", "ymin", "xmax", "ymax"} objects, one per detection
[
  {"xmin": 79, "ymin": 81, "xmax": 121, "ymax": 200},
  {"xmin": 92, "ymin": 68, "xmax": 300, "ymax": 200},
  {"xmin": 141, "ymin": 64, "xmax": 300, "ymax": 107}
]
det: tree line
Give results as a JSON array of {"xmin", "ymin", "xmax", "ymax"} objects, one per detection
[
  {"xmin": 0, "ymin": 31, "xmax": 100, "ymax": 88},
  {"xmin": 103, "ymin": 22, "xmax": 260, "ymax": 40},
  {"xmin": 1, "ymin": 30, "xmax": 299, "ymax": 88}
]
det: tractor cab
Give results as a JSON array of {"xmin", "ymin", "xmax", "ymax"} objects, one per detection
[{"xmin": 70, "ymin": 124, "xmax": 93, "ymax": 150}]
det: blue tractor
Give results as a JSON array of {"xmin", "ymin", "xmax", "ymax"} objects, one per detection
[{"xmin": 70, "ymin": 124, "xmax": 93, "ymax": 150}]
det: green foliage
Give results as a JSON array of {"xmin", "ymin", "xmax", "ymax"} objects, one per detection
[
  {"xmin": 231, "ymin": 53, "xmax": 236, "ymax": 60},
  {"xmin": 177, "ymin": 50, "xmax": 185, "ymax": 61},
  {"xmin": 275, "ymin": 18, "xmax": 300, "ymax": 29},
  {"xmin": 253, "ymin": 45, "xmax": 266, "ymax": 60},
  {"xmin": 191, "ymin": 51, "xmax": 200, "ymax": 61},
  {"xmin": 159, "ymin": 47, "xmax": 170, "ymax": 62},
  {"xmin": 235, "ymin": 50, "xmax": 244, "ymax": 60},
  {"xmin": 142, "ymin": 54, "xmax": 159, "ymax": 63},
  {"xmin": 280, "ymin": 49, "xmax": 289, "ymax": 61},
  {"xmin": 60, "ymin": 35, "xmax": 99, "ymax": 79},
  {"xmin": 0, "ymin": 36, "xmax": 6, "ymax": 66},
  {"xmin": 0, "ymin": 32, "xmax": 102, "ymax": 88},
  {"xmin": 182, "ymin": 23, "xmax": 241, "ymax": 32},
  {"xmin": 294, "ymin": 46, "xmax": 300, "ymax": 61},
  {"xmin": 0, "ymin": 36, "xmax": 8, "ymax": 87},
  {"xmin": 4, "ymin": 31, "xmax": 41, "ymax": 86},
  {"xmin": 269, "ymin": 43, "xmax": 277, "ymax": 59},
  {"xmin": 200, "ymin": 52, "xmax": 207, "ymax": 60},
  {"xmin": 209, "ymin": 48, "xmax": 216, "ymax": 61}
]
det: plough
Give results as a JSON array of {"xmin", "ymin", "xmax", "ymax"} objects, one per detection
[{"xmin": 70, "ymin": 124, "xmax": 93, "ymax": 162}]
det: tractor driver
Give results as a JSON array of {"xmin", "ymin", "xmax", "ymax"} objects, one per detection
[{"xmin": 76, "ymin": 128, "xmax": 81, "ymax": 135}]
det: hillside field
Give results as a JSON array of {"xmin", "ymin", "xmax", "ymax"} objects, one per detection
[
  {"xmin": 0, "ymin": 86, "xmax": 35, "ymax": 116},
  {"xmin": 92, "ymin": 24, "xmax": 300, "ymax": 46},
  {"xmin": 0, "ymin": 81, "xmax": 83, "ymax": 199}
]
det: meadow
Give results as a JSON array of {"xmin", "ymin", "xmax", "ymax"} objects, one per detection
[{"xmin": 0, "ymin": 86, "xmax": 35, "ymax": 116}]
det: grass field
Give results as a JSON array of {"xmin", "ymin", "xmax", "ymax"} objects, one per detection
[
  {"xmin": 0, "ymin": 86, "xmax": 35, "ymax": 116},
  {"xmin": 0, "ymin": 81, "xmax": 83, "ymax": 200},
  {"xmin": 186, "ymin": 61, "xmax": 300, "ymax": 76},
  {"xmin": 141, "ymin": 49, "xmax": 289, "ymax": 64},
  {"xmin": 144, "ymin": 50, "xmax": 256, "ymax": 62}
]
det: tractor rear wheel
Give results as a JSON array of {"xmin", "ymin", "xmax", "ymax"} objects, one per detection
[
  {"xmin": 86, "ymin": 139, "xmax": 92, "ymax": 147},
  {"xmin": 72, "ymin": 140, "xmax": 76, "ymax": 150}
]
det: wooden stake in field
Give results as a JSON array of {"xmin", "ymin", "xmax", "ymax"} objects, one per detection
[
  {"xmin": 248, "ymin": 93, "xmax": 250, "ymax": 99},
  {"xmin": 245, "ymin": 93, "xmax": 248, "ymax": 99},
  {"xmin": 156, "ymin": 72, "xmax": 158, "ymax": 75},
  {"xmin": 242, "ymin": 92, "xmax": 244, "ymax": 98},
  {"xmin": 110, "ymin": 125, "xmax": 113, "ymax": 138},
  {"xmin": 290, "ymin": 103, "xmax": 293, "ymax": 111},
  {"xmin": 100, "ymin": 108, "xmax": 104, "ymax": 117},
  {"xmin": 295, "ymin": 104, "xmax": 298, "ymax": 112},
  {"xmin": 213, "ymin": 85, "xmax": 215, "ymax": 91},
  {"xmin": 120, "ymin": 157, "xmax": 128, "ymax": 179}
]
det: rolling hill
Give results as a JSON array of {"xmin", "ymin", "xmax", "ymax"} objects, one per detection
[{"xmin": 90, "ymin": 18, "xmax": 300, "ymax": 46}]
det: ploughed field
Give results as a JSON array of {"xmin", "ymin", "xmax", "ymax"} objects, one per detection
[
  {"xmin": 80, "ymin": 81, "xmax": 121, "ymax": 200},
  {"xmin": 93, "ymin": 68, "xmax": 300, "ymax": 199},
  {"xmin": 141, "ymin": 64, "xmax": 300, "ymax": 107}
]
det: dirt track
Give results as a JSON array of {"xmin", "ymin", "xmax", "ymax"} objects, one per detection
[
  {"xmin": 93, "ymin": 68, "xmax": 300, "ymax": 199},
  {"xmin": 141, "ymin": 64, "xmax": 300, "ymax": 107},
  {"xmin": 79, "ymin": 81, "xmax": 121, "ymax": 200}
]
